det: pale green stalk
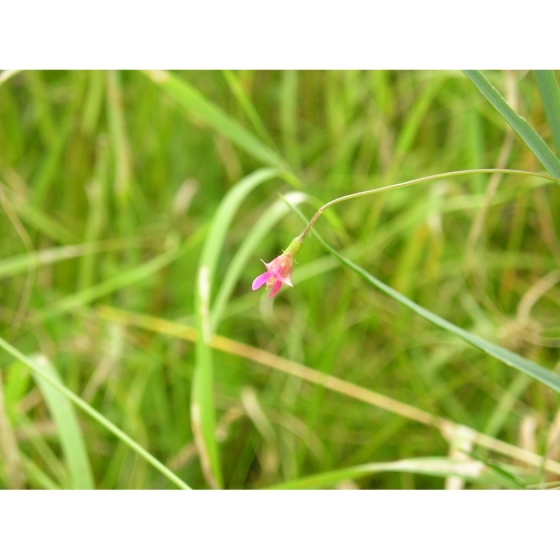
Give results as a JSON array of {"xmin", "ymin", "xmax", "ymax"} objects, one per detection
[{"xmin": 297, "ymin": 168, "xmax": 558, "ymax": 241}]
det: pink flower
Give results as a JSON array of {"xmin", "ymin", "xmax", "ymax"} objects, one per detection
[
  {"xmin": 252, "ymin": 254, "xmax": 294, "ymax": 298},
  {"xmin": 252, "ymin": 236, "xmax": 303, "ymax": 298}
]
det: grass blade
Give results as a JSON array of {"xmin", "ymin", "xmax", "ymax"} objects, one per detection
[
  {"xmin": 38, "ymin": 244, "xmax": 184, "ymax": 321},
  {"xmin": 288, "ymin": 203, "xmax": 560, "ymax": 394},
  {"xmin": 37, "ymin": 226, "xmax": 209, "ymax": 322},
  {"xmin": 222, "ymin": 70, "xmax": 278, "ymax": 150},
  {"xmin": 97, "ymin": 305, "xmax": 560, "ymax": 477},
  {"xmin": 534, "ymin": 71, "xmax": 560, "ymax": 154},
  {"xmin": 268, "ymin": 457, "xmax": 496, "ymax": 489},
  {"xmin": 464, "ymin": 70, "xmax": 560, "ymax": 179},
  {"xmin": 27, "ymin": 355, "xmax": 95, "ymax": 489},
  {"xmin": 193, "ymin": 168, "xmax": 283, "ymax": 488},
  {"xmin": 106, "ymin": 70, "xmax": 132, "ymax": 211},
  {"xmin": 0, "ymin": 370, "xmax": 25, "ymax": 488},
  {"xmin": 6, "ymin": 193, "xmax": 80, "ymax": 245},
  {"xmin": 280, "ymin": 70, "xmax": 301, "ymax": 170},
  {"xmin": 0, "ymin": 240, "xmax": 146, "ymax": 281},
  {"xmin": 143, "ymin": 70, "xmax": 287, "ymax": 170},
  {"xmin": 0, "ymin": 336, "xmax": 191, "ymax": 489},
  {"xmin": 20, "ymin": 454, "xmax": 61, "ymax": 489}
]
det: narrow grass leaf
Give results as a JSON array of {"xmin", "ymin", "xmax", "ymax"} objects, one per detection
[
  {"xmin": 0, "ymin": 336, "xmax": 191, "ymax": 489},
  {"xmin": 20, "ymin": 454, "xmax": 60, "ymax": 490},
  {"xmin": 268, "ymin": 457, "xmax": 492, "ymax": 489},
  {"xmin": 464, "ymin": 70, "xmax": 560, "ymax": 179},
  {"xmin": 0, "ymin": 370, "xmax": 25, "ymax": 488},
  {"xmin": 466, "ymin": 450, "xmax": 528, "ymax": 489},
  {"xmin": 534, "ymin": 71, "xmax": 560, "ymax": 155},
  {"xmin": 106, "ymin": 71, "xmax": 132, "ymax": 209},
  {"xmin": 78, "ymin": 136, "xmax": 110, "ymax": 291},
  {"xmin": 394, "ymin": 73, "xmax": 444, "ymax": 160},
  {"xmin": 143, "ymin": 70, "xmax": 287, "ymax": 169},
  {"xmin": 12, "ymin": 198, "xmax": 79, "ymax": 244},
  {"xmin": 0, "ymin": 240, "xmax": 144, "ymax": 281},
  {"xmin": 16, "ymin": 413, "xmax": 71, "ymax": 487},
  {"xmin": 288, "ymin": 203, "xmax": 560, "ymax": 393},
  {"xmin": 31, "ymin": 113, "xmax": 74, "ymax": 206},
  {"xmin": 194, "ymin": 168, "xmax": 283, "ymax": 488},
  {"xmin": 27, "ymin": 354, "xmax": 95, "ymax": 489},
  {"xmin": 483, "ymin": 373, "xmax": 532, "ymax": 438},
  {"xmin": 222, "ymin": 70, "xmax": 278, "ymax": 150},
  {"xmin": 37, "ymin": 234, "xmax": 205, "ymax": 321},
  {"xmin": 96, "ymin": 305, "xmax": 560, "ymax": 478},
  {"xmin": 280, "ymin": 70, "xmax": 301, "ymax": 170}
]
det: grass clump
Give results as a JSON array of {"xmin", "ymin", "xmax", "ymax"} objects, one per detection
[{"xmin": 0, "ymin": 70, "xmax": 559, "ymax": 489}]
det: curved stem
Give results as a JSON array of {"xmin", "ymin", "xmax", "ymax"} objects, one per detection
[{"xmin": 298, "ymin": 168, "xmax": 558, "ymax": 241}]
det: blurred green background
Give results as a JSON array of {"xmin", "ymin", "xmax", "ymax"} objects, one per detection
[{"xmin": 0, "ymin": 70, "xmax": 559, "ymax": 489}]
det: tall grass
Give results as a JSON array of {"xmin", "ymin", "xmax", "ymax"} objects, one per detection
[{"xmin": 0, "ymin": 70, "xmax": 559, "ymax": 489}]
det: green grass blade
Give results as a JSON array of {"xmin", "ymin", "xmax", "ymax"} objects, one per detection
[
  {"xmin": 106, "ymin": 70, "xmax": 132, "ymax": 211},
  {"xmin": 81, "ymin": 70, "xmax": 105, "ymax": 136},
  {"xmin": 464, "ymin": 70, "xmax": 560, "ymax": 179},
  {"xmin": 38, "ymin": 244, "xmax": 183, "ymax": 321},
  {"xmin": 211, "ymin": 191, "xmax": 309, "ymax": 331},
  {"xmin": 0, "ymin": 336, "xmax": 191, "ymax": 489},
  {"xmin": 394, "ymin": 73, "xmax": 444, "ymax": 160},
  {"xmin": 143, "ymin": 70, "xmax": 287, "ymax": 169},
  {"xmin": 15, "ymin": 413, "xmax": 71, "ymax": 487},
  {"xmin": 78, "ymin": 136, "xmax": 110, "ymax": 291},
  {"xmin": 0, "ymin": 240, "xmax": 144, "ymax": 281},
  {"xmin": 27, "ymin": 354, "xmax": 95, "ymax": 489},
  {"xmin": 534, "ymin": 71, "xmax": 560, "ymax": 154},
  {"xmin": 268, "ymin": 457, "xmax": 493, "ymax": 489},
  {"xmin": 37, "ymin": 227, "xmax": 209, "ymax": 321},
  {"xmin": 0, "ymin": 370, "xmax": 25, "ymax": 488},
  {"xmin": 288, "ymin": 204, "xmax": 560, "ymax": 394},
  {"xmin": 222, "ymin": 70, "xmax": 278, "ymax": 150},
  {"xmin": 483, "ymin": 373, "xmax": 532, "ymax": 438},
  {"xmin": 20, "ymin": 454, "xmax": 61, "ymax": 489},
  {"xmin": 30, "ymin": 114, "xmax": 74, "ymax": 207},
  {"xmin": 10, "ymin": 196, "xmax": 80, "ymax": 244},
  {"xmin": 194, "ymin": 168, "xmax": 283, "ymax": 488},
  {"xmin": 280, "ymin": 70, "xmax": 301, "ymax": 170}
]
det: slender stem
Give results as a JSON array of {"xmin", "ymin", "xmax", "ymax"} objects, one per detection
[{"xmin": 298, "ymin": 168, "xmax": 558, "ymax": 241}]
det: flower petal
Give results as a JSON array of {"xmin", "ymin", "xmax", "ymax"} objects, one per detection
[
  {"xmin": 282, "ymin": 274, "xmax": 293, "ymax": 287},
  {"xmin": 252, "ymin": 271, "xmax": 272, "ymax": 290},
  {"xmin": 268, "ymin": 279, "xmax": 283, "ymax": 298}
]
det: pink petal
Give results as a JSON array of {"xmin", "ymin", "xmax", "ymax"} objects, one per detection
[
  {"xmin": 252, "ymin": 271, "xmax": 272, "ymax": 290},
  {"xmin": 268, "ymin": 280, "xmax": 283, "ymax": 298}
]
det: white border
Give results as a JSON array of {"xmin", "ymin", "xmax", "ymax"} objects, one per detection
[{"xmin": 2, "ymin": 1, "xmax": 558, "ymax": 69}]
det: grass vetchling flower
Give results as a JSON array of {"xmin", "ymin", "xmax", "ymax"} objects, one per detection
[{"xmin": 252, "ymin": 237, "xmax": 303, "ymax": 298}]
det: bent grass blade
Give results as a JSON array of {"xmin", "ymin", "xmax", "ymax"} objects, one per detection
[
  {"xmin": 143, "ymin": 70, "xmax": 287, "ymax": 170},
  {"xmin": 28, "ymin": 355, "xmax": 95, "ymax": 489},
  {"xmin": 287, "ymin": 202, "xmax": 560, "ymax": 394},
  {"xmin": 0, "ymin": 337, "xmax": 191, "ymax": 489},
  {"xmin": 267, "ymin": 456, "xmax": 519, "ymax": 490},
  {"xmin": 193, "ymin": 168, "xmax": 284, "ymax": 488},
  {"xmin": 97, "ymin": 306, "xmax": 560, "ymax": 478}
]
